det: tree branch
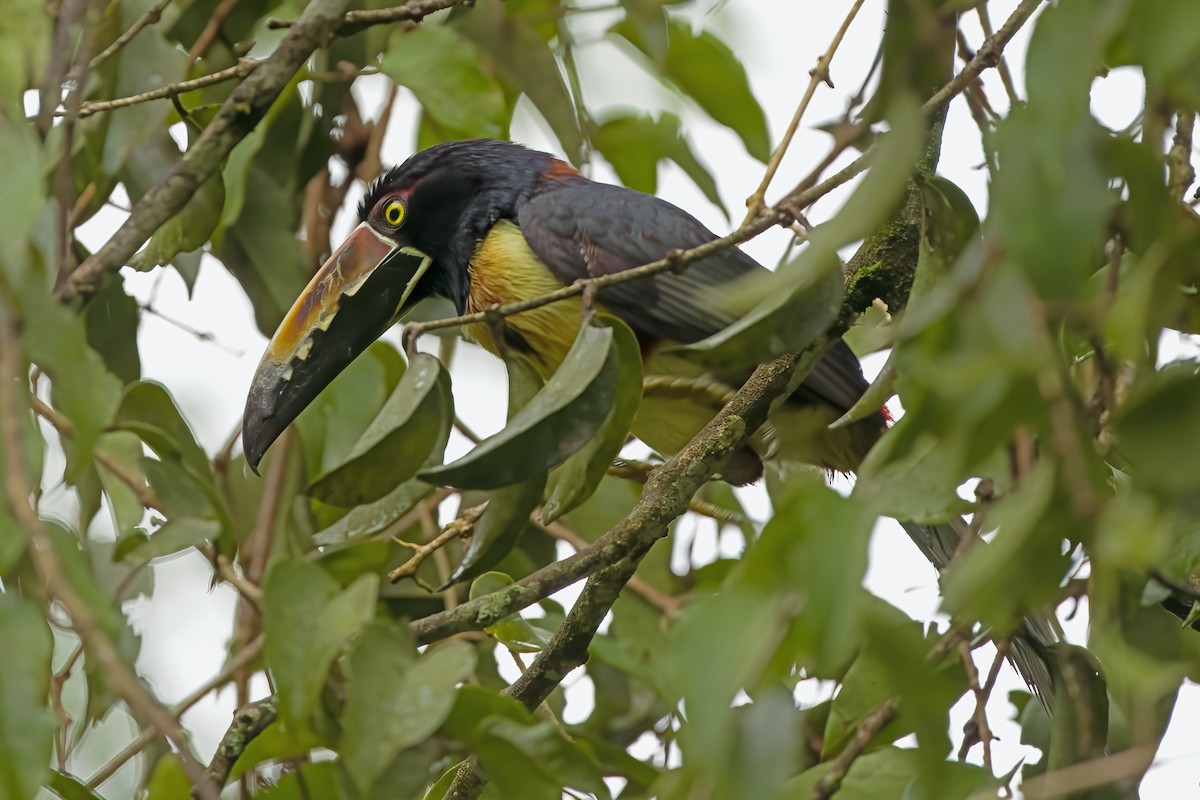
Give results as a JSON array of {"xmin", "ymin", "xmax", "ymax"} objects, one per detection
[
  {"xmin": 89, "ymin": 0, "xmax": 172, "ymax": 69},
  {"xmin": 197, "ymin": 696, "xmax": 279, "ymax": 798},
  {"xmin": 73, "ymin": 58, "xmax": 262, "ymax": 119},
  {"xmin": 742, "ymin": 0, "xmax": 868, "ymax": 223},
  {"xmin": 267, "ymin": 0, "xmax": 468, "ymax": 35},
  {"xmin": 87, "ymin": 635, "xmax": 266, "ymax": 790},
  {"xmin": 812, "ymin": 699, "xmax": 900, "ymax": 800},
  {"xmin": 60, "ymin": 0, "xmax": 357, "ymax": 304}
]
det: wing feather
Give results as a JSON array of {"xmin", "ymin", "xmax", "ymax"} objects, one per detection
[{"xmin": 518, "ymin": 181, "xmax": 871, "ymax": 414}]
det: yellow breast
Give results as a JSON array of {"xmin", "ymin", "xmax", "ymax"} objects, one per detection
[{"xmin": 464, "ymin": 220, "xmax": 585, "ymax": 379}]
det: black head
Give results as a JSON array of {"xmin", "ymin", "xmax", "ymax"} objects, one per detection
[
  {"xmin": 242, "ymin": 139, "xmax": 576, "ymax": 470},
  {"xmin": 357, "ymin": 139, "xmax": 567, "ymax": 312}
]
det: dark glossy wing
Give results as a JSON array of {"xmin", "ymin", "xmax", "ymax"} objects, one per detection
[
  {"xmin": 518, "ymin": 181, "xmax": 762, "ymax": 344},
  {"xmin": 518, "ymin": 180, "xmax": 870, "ymax": 414}
]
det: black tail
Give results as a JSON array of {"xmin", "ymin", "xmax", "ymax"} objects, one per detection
[{"xmin": 899, "ymin": 518, "xmax": 1058, "ymax": 707}]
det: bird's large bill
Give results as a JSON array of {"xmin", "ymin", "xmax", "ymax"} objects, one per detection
[{"xmin": 242, "ymin": 222, "xmax": 431, "ymax": 471}]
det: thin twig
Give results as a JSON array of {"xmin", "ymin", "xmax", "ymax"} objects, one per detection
[
  {"xmin": 922, "ymin": 0, "xmax": 1043, "ymax": 115},
  {"xmin": 742, "ymin": 0, "xmax": 867, "ymax": 224},
  {"xmin": 956, "ymin": 640, "xmax": 994, "ymax": 772},
  {"xmin": 87, "ymin": 635, "xmax": 266, "ymax": 789},
  {"xmin": 30, "ymin": 395, "xmax": 163, "ymax": 511},
  {"xmin": 813, "ymin": 699, "xmax": 899, "ymax": 799},
  {"xmin": 90, "ymin": 0, "xmax": 172, "ymax": 69},
  {"xmin": 974, "ymin": 2, "xmax": 1020, "ymax": 106},
  {"xmin": 388, "ymin": 503, "xmax": 487, "ymax": 583},
  {"xmin": 0, "ymin": 309, "xmax": 218, "ymax": 800},
  {"xmin": 268, "ymin": 0, "xmax": 466, "ymax": 34},
  {"xmin": 73, "ymin": 59, "xmax": 261, "ymax": 119},
  {"xmin": 186, "ymin": 0, "xmax": 239, "ymax": 69}
]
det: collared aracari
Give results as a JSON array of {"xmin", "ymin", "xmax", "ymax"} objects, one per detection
[
  {"xmin": 242, "ymin": 138, "xmax": 885, "ymax": 479},
  {"xmin": 241, "ymin": 138, "xmax": 1058, "ymax": 703}
]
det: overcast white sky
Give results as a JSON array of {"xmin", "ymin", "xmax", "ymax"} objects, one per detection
[{"xmin": 55, "ymin": 1, "xmax": 1200, "ymax": 797}]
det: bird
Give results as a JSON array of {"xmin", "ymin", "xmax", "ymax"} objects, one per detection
[{"xmin": 241, "ymin": 138, "xmax": 1056, "ymax": 701}]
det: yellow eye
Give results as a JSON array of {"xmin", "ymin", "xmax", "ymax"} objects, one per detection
[{"xmin": 383, "ymin": 199, "xmax": 405, "ymax": 227}]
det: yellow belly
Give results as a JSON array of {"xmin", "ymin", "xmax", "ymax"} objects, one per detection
[{"xmin": 463, "ymin": 220, "xmax": 584, "ymax": 379}]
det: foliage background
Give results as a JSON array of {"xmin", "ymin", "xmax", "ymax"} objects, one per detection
[{"xmin": 3, "ymin": 0, "xmax": 1200, "ymax": 798}]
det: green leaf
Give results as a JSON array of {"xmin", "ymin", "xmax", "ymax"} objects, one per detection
[
  {"xmin": 780, "ymin": 746, "xmax": 995, "ymax": 800},
  {"xmin": 253, "ymin": 762, "xmax": 339, "ymax": 800},
  {"xmin": 476, "ymin": 717, "xmax": 611, "ymax": 800},
  {"xmin": 380, "ymin": 25, "xmax": 507, "ymax": 139},
  {"xmin": 469, "ymin": 571, "xmax": 551, "ymax": 651},
  {"xmin": 114, "ymin": 381, "xmax": 210, "ymax": 477},
  {"xmin": 0, "ymin": 0, "xmax": 49, "ymax": 114},
  {"xmin": 309, "ymin": 354, "xmax": 452, "ymax": 506},
  {"xmin": 453, "ymin": 2, "xmax": 584, "ymax": 163},
  {"xmin": 294, "ymin": 342, "xmax": 406, "ymax": 479},
  {"xmin": 612, "ymin": 17, "xmax": 770, "ymax": 161},
  {"xmin": 541, "ymin": 316, "xmax": 642, "ymax": 523},
  {"xmin": 674, "ymin": 98, "xmax": 924, "ymax": 370},
  {"xmin": 422, "ymin": 323, "xmax": 618, "ymax": 489},
  {"xmin": 0, "ymin": 116, "xmax": 46, "ymax": 274},
  {"xmin": 592, "ymin": 111, "xmax": 726, "ymax": 217},
  {"xmin": 447, "ymin": 479, "xmax": 544, "ymax": 588},
  {"xmin": 263, "ymin": 563, "xmax": 379, "ymax": 726},
  {"xmin": 942, "ymin": 461, "xmax": 1072, "ymax": 634},
  {"xmin": 47, "ymin": 770, "xmax": 105, "ymax": 800},
  {"xmin": 852, "ymin": 415, "xmax": 974, "ymax": 524},
  {"xmin": 82, "ymin": 276, "xmax": 141, "ymax": 386},
  {"xmin": 144, "ymin": 753, "xmax": 190, "ymax": 799},
  {"xmin": 18, "ymin": 274, "xmax": 122, "ymax": 480},
  {"xmin": 1115, "ymin": 367, "xmax": 1200, "ymax": 497},
  {"xmin": 341, "ymin": 624, "xmax": 476, "ymax": 791},
  {"xmin": 115, "ymin": 517, "xmax": 220, "ymax": 564},
  {"xmin": 736, "ymin": 478, "xmax": 875, "ymax": 677},
  {"xmin": 1046, "ymin": 645, "xmax": 1109, "ymax": 772},
  {"xmin": 128, "ymin": 171, "xmax": 225, "ymax": 272},
  {"xmin": 0, "ymin": 595, "xmax": 53, "ymax": 800},
  {"xmin": 312, "ymin": 478, "xmax": 437, "ymax": 547}
]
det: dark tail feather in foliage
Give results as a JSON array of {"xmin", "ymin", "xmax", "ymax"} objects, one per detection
[{"xmin": 899, "ymin": 517, "xmax": 1059, "ymax": 707}]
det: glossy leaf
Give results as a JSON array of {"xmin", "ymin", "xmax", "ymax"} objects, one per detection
[
  {"xmin": 341, "ymin": 622, "xmax": 476, "ymax": 792},
  {"xmin": 263, "ymin": 563, "xmax": 379, "ymax": 726},
  {"xmin": 308, "ymin": 353, "xmax": 452, "ymax": 506},
  {"xmin": 113, "ymin": 381, "xmax": 210, "ymax": 477},
  {"xmin": 380, "ymin": 25, "xmax": 507, "ymax": 139},
  {"xmin": 469, "ymin": 571, "xmax": 551, "ymax": 651},
  {"xmin": 592, "ymin": 111, "xmax": 726, "ymax": 216},
  {"xmin": 18, "ymin": 273, "xmax": 122, "ymax": 480},
  {"xmin": 422, "ymin": 323, "xmax": 618, "ymax": 489},
  {"xmin": 0, "ymin": 595, "xmax": 53, "ymax": 800},
  {"xmin": 454, "ymin": 2, "xmax": 584, "ymax": 162},
  {"xmin": 541, "ymin": 316, "xmax": 642, "ymax": 523},
  {"xmin": 780, "ymin": 746, "xmax": 995, "ymax": 799},
  {"xmin": 82, "ymin": 276, "xmax": 142, "ymax": 385},
  {"xmin": 312, "ymin": 478, "xmax": 438, "ymax": 547},
  {"xmin": 612, "ymin": 17, "xmax": 770, "ymax": 161},
  {"xmin": 128, "ymin": 171, "xmax": 225, "ymax": 273}
]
